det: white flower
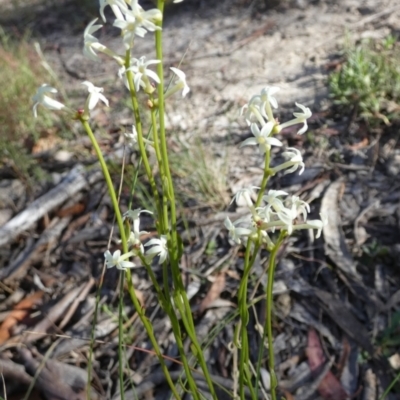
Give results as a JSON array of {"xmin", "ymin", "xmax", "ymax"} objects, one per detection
[
  {"xmin": 113, "ymin": 12, "xmax": 144, "ymax": 48},
  {"xmin": 113, "ymin": 2, "xmax": 162, "ymax": 49},
  {"xmin": 145, "ymin": 235, "xmax": 168, "ymax": 264},
  {"xmin": 83, "ymin": 19, "xmax": 103, "ymax": 61},
  {"xmin": 260, "ymin": 86, "xmax": 280, "ymax": 109},
  {"xmin": 292, "ymin": 213, "xmax": 328, "ymax": 240},
  {"xmin": 124, "ymin": 125, "xmax": 138, "ymax": 147},
  {"xmin": 261, "ymin": 190, "xmax": 295, "ymax": 233},
  {"xmin": 271, "ymin": 147, "xmax": 305, "ymax": 175},
  {"xmin": 82, "ymin": 81, "xmax": 109, "ymax": 115},
  {"xmin": 230, "ymin": 187, "xmax": 259, "ymax": 208},
  {"xmin": 289, "ymin": 195, "xmax": 310, "ymax": 221},
  {"xmin": 224, "ymin": 217, "xmax": 252, "ymax": 245},
  {"xmin": 123, "ymin": 125, "xmax": 153, "ymax": 148},
  {"xmin": 240, "ymin": 122, "xmax": 282, "ymax": 154},
  {"xmin": 83, "ymin": 19, "xmax": 122, "ymax": 63},
  {"xmin": 125, "ymin": 56, "xmax": 160, "ymax": 93},
  {"xmin": 254, "ymin": 86, "xmax": 281, "ymax": 122},
  {"xmin": 99, "ymin": 0, "xmax": 127, "ymax": 22},
  {"xmin": 32, "ymin": 84, "xmax": 65, "ymax": 117},
  {"xmin": 123, "ymin": 208, "xmax": 153, "ymax": 222},
  {"xmin": 262, "ymin": 190, "xmax": 288, "ymax": 213},
  {"xmin": 122, "ymin": 209, "xmax": 152, "ymax": 254},
  {"xmin": 165, "ymin": 67, "xmax": 190, "ymax": 98},
  {"xmin": 277, "ymin": 102, "xmax": 312, "ymax": 135},
  {"xmin": 104, "ymin": 249, "xmax": 135, "ymax": 269},
  {"xmin": 129, "ymin": 1, "xmax": 162, "ymax": 32},
  {"xmin": 240, "ymin": 97, "xmax": 266, "ymax": 126},
  {"xmin": 127, "ymin": 230, "xmax": 145, "ymax": 254}
]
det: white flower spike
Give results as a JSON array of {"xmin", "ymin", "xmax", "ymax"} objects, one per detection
[{"xmin": 32, "ymin": 84, "xmax": 65, "ymax": 117}]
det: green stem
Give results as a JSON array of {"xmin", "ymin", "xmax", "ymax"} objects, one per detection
[
  {"xmin": 379, "ymin": 370, "xmax": 400, "ymax": 400},
  {"xmin": 154, "ymin": 4, "xmax": 217, "ymax": 398},
  {"xmin": 81, "ymin": 119, "xmax": 127, "ymax": 251},
  {"xmin": 265, "ymin": 231, "xmax": 286, "ymax": 400},
  {"xmin": 80, "ymin": 119, "xmax": 181, "ymax": 400},
  {"xmin": 256, "ymin": 149, "xmax": 272, "ymax": 207},
  {"xmin": 155, "ymin": 1, "xmax": 177, "ymax": 250},
  {"xmin": 237, "ymin": 238, "xmax": 260, "ymax": 399},
  {"xmin": 124, "ymin": 52, "xmax": 162, "ymax": 218},
  {"xmin": 237, "ymin": 239, "xmax": 252, "ymax": 397},
  {"xmin": 118, "ymin": 272, "xmax": 126, "ymax": 400}
]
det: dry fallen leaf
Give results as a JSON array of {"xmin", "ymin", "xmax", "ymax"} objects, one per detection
[
  {"xmin": 199, "ymin": 272, "xmax": 226, "ymax": 313},
  {"xmin": 306, "ymin": 328, "xmax": 348, "ymax": 400},
  {"xmin": 0, "ymin": 291, "xmax": 44, "ymax": 344}
]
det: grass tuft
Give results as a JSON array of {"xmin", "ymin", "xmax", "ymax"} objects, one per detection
[
  {"xmin": 329, "ymin": 34, "xmax": 400, "ymax": 126},
  {"xmin": 170, "ymin": 139, "xmax": 230, "ymax": 210}
]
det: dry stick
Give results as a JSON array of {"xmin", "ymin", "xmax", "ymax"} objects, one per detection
[
  {"xmin": 0, "ymin": 165, "xmax": 102, "ymax": 247},
  {"xmin": 0, "ymin": 216, "xmax": 71, "ymax": 282}
]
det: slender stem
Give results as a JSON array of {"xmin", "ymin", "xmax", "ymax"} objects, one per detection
[
  {"xmin": 154, "ymin": 4, "xmax": 217, "ymax": 398},
  {"xmin": 138, "ymin": 254, "xmax": 166, "ymax": 304},
  {"xmin": 81, "ymin": 119, "xmax": 128, "ymax": 251},
  {"xmin": 155, "ymin": 1, "xmax": 177, "ymax": 250},
  {"xmin": 253, "ymin": 145, "xmax": 273, "ymax": 399},
  {"xmin": 80, "ymin": 119, "xmax": 181, "ymax": 400},
  {"xmin": 118, "ymin": 272, "xmax": 126, "ymax": 400},
  {"xmin": 124, "ymin": 52, "xmax": 161, "ymax": 217},
  {"xmin": 149, "ymin": 97, "xmax": 165, "ymax": 188},
  {"xmin": 237, "ymin": 238, "xmax": 252, "ymax": 398},
  {"xmin": 237, "ymin": 237, "xmax": 260, "ymax": 399},
  {"xmin": 379, "ymin": 370, "xmax": 400, "ymax": 400},
  {"xmin": 256, "ymin": 149, "xmax": 272, "ymax": 207},
  {"xmin": 265, "ymin": 231, "xmax": 286, "ymax": 400}
]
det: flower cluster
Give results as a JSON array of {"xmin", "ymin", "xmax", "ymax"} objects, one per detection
[
  {"xmin": 227, "ymin": 87, "xmax": 325, "ymax": 247},
  {"xmin": 32, "ymin": 0, "xmax": 189, "ymax": 118}
]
